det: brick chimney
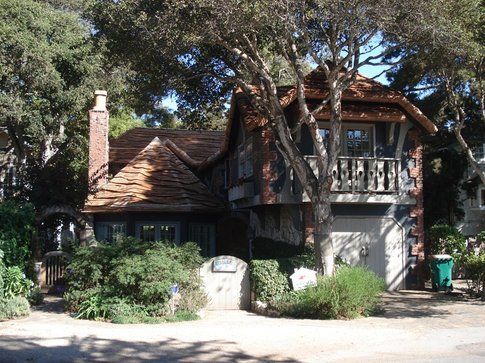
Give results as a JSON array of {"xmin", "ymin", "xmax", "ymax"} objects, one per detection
[{"xmin": 88, "ymin": 90, "xmax": 109, "ymax": 191}]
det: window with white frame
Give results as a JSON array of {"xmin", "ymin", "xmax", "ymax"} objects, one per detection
[
  {"xmin": 189, "ymin": 223, "xmax": 216, "ymax": 257},
  {"xmin": 136, "ymin": 222, "xmax": 180, "ymax": 243},
  {"xmin": 480, "ymin": 187, "xmax": 485, "ymax": 208},
  {"xmin": 95, "ymin": 222, "xmax": 126, "ymax": 243},
  {"xmin": 318, "ymin": 124, "xmax": 374, "ymax": 157},
  {"xmin": 344, "ymin": 127, "xmax": 373, "ymax": 157}
]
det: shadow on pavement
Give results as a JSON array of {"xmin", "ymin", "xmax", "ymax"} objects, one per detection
[
  {"xmin": 375, "ymin": 290, "xmax": 483, "ymax": 319},
  {"xmin": 0, "ymin": 335, "xmax": 301, "ymax": 363}
]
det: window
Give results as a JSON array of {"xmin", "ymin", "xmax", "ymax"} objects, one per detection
[
  {"xmin": 140, "ymin": 225, "xmax": 156, "ymax": 242},
  {"xmin": 245, "ymin": 136, "xmax": 254, "ymax": 177},
  {"xmin": 345, "ymin": 128, "xmax": 372, "ymax": 157},
  {"xmin": 480, "ymin": 187, "xmax": 485, "ymax": 208},
  {"xmin": 95, "ymin": 222, "xmax": 126, "ymax": 243},
  {"xmin": 136, "ymin": 222, "xmax": 180, "ymax": 243},
  {"xmin": 238, "ymin": 144, "xmax": 245, "ymax": 178},
  {"xmin": 160, "ymin": 224, "xmax": 176, "ymax": 243},
  {"xmin": 237, "ymin": 136, "xmax": 254, "ymax": 178},
  {"xmin": 318, "ymin": 124, "xmax": 374, "ymax": 157},
  {"xmin": 189, "ymin": 224, "xmax": 216, "ymax": 257}
]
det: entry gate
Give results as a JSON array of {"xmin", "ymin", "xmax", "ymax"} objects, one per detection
[{"xmin": 200, "ymin": 256, "xmax": 250, "ymax": 310}]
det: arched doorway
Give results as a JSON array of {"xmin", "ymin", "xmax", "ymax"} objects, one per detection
[
  {"xmin": 217, "ymin": 216, "xmax": 249, "ymax": 261},
  {"xmin": 35, "ymin": 205, "xmax": 87, "ymax": 292}
]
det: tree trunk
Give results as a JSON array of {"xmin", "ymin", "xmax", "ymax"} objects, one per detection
[{"xmin": 313, "ymin": 197, "xmax": 335, "ymax": 275}]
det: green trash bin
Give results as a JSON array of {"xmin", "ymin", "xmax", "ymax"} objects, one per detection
[{"xmin": 430, "ymin": 254, "xmax": 454, "ymax": 292}]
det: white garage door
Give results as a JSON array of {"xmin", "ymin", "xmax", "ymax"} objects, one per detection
[
  {"xmin": 333, "ymin": 217, "xmax": 405, "ymax": 290},
  {"xmin": 200, "ymin": 256, "xmax": 250, "ymax": 310}
]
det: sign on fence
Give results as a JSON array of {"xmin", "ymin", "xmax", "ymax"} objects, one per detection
[{"xmin": 212, "ymin": 256, "xmax": 238, "ymax": 273}]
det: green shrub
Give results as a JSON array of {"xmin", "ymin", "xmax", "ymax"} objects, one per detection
[
  {"xmin": 250, "ymin": 260, "xmax": 290, "ymax": 302},
  {"xmin": 272, "ymin": 266, "xmax": 385, "ymax": 319},
  {"xmin": 429, "ymin": 224, "xmax": 466, "ymax": 257},
  {"xmin": 0, "ymin": 201, "xmax": 35, "ymax": 271},
  {"xmin": 65, "ymin": 237, "xmax": 206, "ymax": 322},
  {"xmin": 0, "ymin": 296, "xmax": 30, "ymax": 320},
  {"xmin": 28, "ymin": 286, "xmax": 44, "ymax": 306},
  {"xmin": 461, "ymin": 252, "xmax": 485, "ymax": 299},
  {"xmin": 3, "ymin": 266, "xmax": 32, "ymax": 298},
  {"xmin": 76, "ymin": 294, "xmax": 109, "ymax": 320}
]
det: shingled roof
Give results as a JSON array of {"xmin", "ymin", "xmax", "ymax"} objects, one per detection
[
  {"xmin": 224, "ymin": 68, "xmax": 437, "ymax": 148},
  {"xmin": 84, "ymin": 137, "xmax": 226, "ymax": 213},
  {"xmin": 109, "ymin": 128, "xmax": 225, "ymax": 169}
]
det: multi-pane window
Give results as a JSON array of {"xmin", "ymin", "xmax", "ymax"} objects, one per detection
[
  {"xmin": 140, "ymin": 225, "xmax": 156, "ymax": 242},
  {"xmin": 160, "ymin": 225, "xmax": 177, "ymax": 243},
  {"xmin": 237, "ymin": 136, "xmax": 254, "ymax": 179},
  {"xmin": 238, "ymin": 144, "xmax": 245, "ymax": 178},
  {"xmin": 96, "ymin": 222, "xmax": 126, "ymax": 243},
  {"xmin": 317, "ymin": 126, "xmax": 373, "ymax": 157},
  {"xmin": 245, "ymin": 137, "xmax": 254, "ymax": 177},
  {"xmin": 345, "ymin": 128, "xmax": 372, "ymax": 157},
  {"xmin": 137, "ymin": 222, "xmax": 180, "ymax": 243},
  {"xmin": 189, "ymin": 224, "xmax": 216, "ymax": 257}
]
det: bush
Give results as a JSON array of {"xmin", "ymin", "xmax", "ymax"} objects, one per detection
[
  {"xmin": 65, "ymin": 237, "xmax": 206, "ymax": 322},
  {"xmin": 250, "ymin": 260, "xmax": 289, "ymax": 302},
  {"xmin": 271, "ymin": 266, "xmax": 385, "ymax": 319},
  {"xmin": 28, "ymin": 286, "xmax": 44, "ymax": 306},
  {"xmin": 0, "ymin": 296, "xmax": 30, "ymax": 320},
  {"xmin": 0, "ymin": 201, "xmax": 35, "ymax": 271},
  {"xmin": 429, "ymin": 224, "xmax": 466, "ymax": 257},
  {"xmin": 461, "ymin": 252, "xmax": 485, "ymax": 299},
  {"xmin": 3, "ymin": 266, "xmax": 32, "ymax": 298}
]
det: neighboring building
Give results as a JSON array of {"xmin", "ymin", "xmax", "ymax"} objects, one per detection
[
  {"xmin": 84, "ymin": 70, "xmax": 437, "ymax": 289},
  {"xmin": 457, "ymin": 143, "xmax": 485, "ymax": 237}
]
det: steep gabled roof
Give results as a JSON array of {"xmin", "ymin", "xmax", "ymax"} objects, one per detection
[
  {"xmin": 109, "ymin": 128, "xmax": 225, "ymax": 169},
  {"xmin": 84, "ymin": 137, "xmax": 226, "ymax": 213},
  {"xmin": 222, "ymin": 68, "xmax": 437, "ymax": 152}
]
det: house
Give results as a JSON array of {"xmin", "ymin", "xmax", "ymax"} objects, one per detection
[
  {"xmin": 457, "ymin": 143, "xmax": 485, "ymax": 238},
  {"xmin": 84, "ymin": 70, "xmax": 437, "ymax": 289}
]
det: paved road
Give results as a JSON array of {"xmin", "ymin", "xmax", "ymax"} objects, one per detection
[{"xmin": 0, "ymin": 290, "xmax": 484, "ymax": 362}]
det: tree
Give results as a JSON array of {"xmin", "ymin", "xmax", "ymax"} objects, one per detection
[
  {"xmin": 0, "ymin": 0, "xmax": 140, "ymax": 210},
  {"xmin": 386, "ymin": 0, "xmax": 484, "ymax": 183},
  {"xmin": 91, "ymin": 0, "xmax": 453, "ymax": 274}
]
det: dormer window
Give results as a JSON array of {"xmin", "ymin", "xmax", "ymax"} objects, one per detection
[
  {"xmin": 344, "ymin": 128, "xmax": 373, "ymax": 157},
  {"xmin": 238, "ymin": 136, "xmax": 253, "ymax": 178},
  {"xmin": 317, "ymin": 123, "xmax": 374, "ymax": 157}
]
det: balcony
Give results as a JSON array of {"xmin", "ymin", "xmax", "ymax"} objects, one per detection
[
  {"xmin": 291, "ymin": 156, "xmax": 400, "ymax": 202},
  {"xmin": 228, "ymin": 181, "xmax": 254, "ymax": 202}
]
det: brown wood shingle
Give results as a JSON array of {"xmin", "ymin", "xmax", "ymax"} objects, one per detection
[
  {"xmin": 109, "ymin": 128, "xmax": 225, "ymax": 169},
  {"xmin": 84, "ymin": 137, "xmax": 226, "ymax": 213}
]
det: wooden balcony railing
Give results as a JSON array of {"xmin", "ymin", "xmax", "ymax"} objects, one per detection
[{"xmin": 298, "ymin": 156, "xmax": 400, "ymax": 194}]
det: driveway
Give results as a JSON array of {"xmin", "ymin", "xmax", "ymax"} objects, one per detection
[{"xmin": 0, "ymin": 289, "xmax": 484, "ymax": 362}]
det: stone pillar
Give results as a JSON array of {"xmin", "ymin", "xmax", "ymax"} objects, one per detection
[{"xmin": 88, "ymin": 90, "xmax": 109, "ymax": 191}]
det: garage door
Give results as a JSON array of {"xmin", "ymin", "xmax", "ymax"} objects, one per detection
[
  {"xmin": 200, "ymin": 256, "xmax": 250, "ymax": 310},
  {"xmin": 333, "ymin": 217, "xmax": 405, "ymax": 290}
]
